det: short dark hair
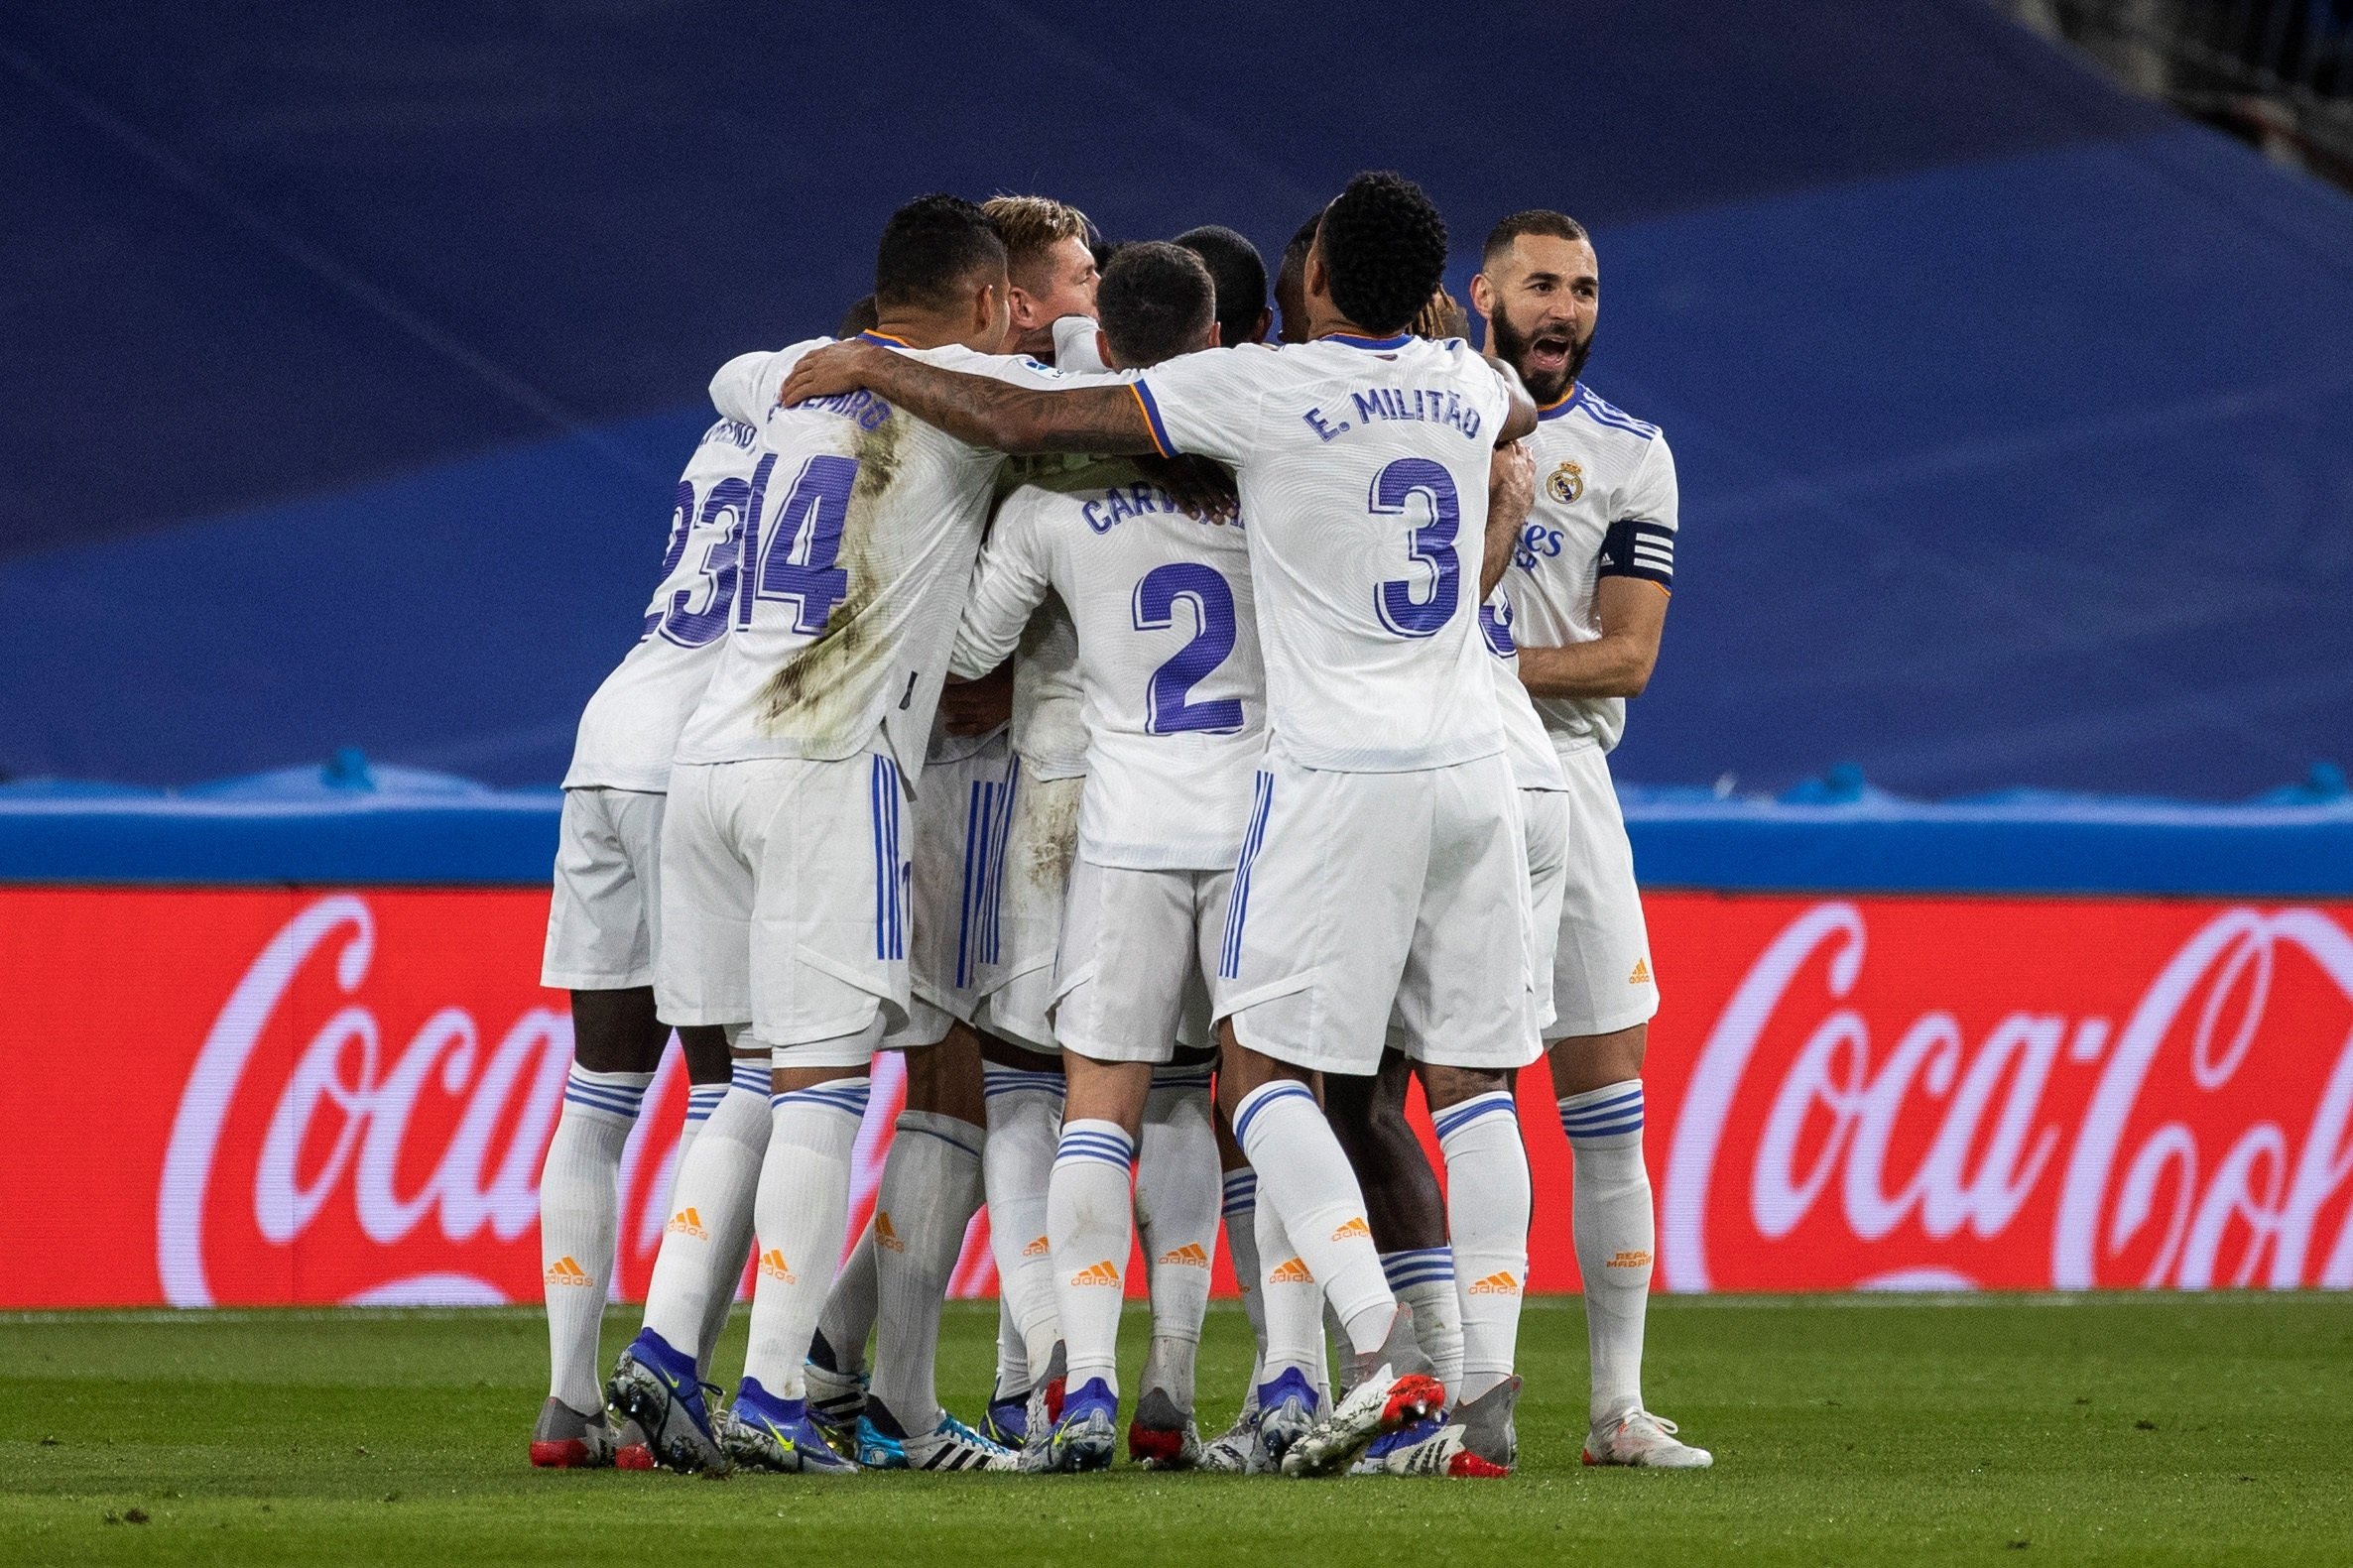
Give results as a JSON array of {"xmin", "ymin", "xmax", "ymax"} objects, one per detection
[
  {"xmin": 1175, "ymin": 224, "xmax": 1268, "ymax": 348},
  {"xmin": 1096, "ymin": 242, "xmax": 1215, "ymax": 368},
  {"xmin": 873, "ymin": 193, "xmax": 1007, "ymax": 313},
  {"xmin": 1482, "ymin": 209, "xmax": 1589, "ymax": 269},
  {"xmin": 1278, "ymin": 213, "xmax": 1321, "ymax": 289},
  {"xmin": 836, "ymin": 294, "xmax": 879, "ymax": 338},
  {"xmin": 1317, "ymin": 172, "xmax": 1448, "ymax": 336}
]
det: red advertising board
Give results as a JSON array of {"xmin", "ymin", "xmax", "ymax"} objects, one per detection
[{"xmin": 2, "ymin": 888, "xmax": 2348, "ymax": 1307}]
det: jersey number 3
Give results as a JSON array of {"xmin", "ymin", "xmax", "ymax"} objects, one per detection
[
  {"xmin": 1134, "ymin": 561, "xmax": 1245, "ymax": 735},
  {"xmin": 1371, "ymin": 457, "xmax": 1460, "ymax": 639},
  {"xmin": 744, "ymin": 454, "xmax": 860, "ymax": 635}
]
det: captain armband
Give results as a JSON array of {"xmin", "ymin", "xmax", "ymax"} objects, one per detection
[{"xmin": 1597, "ymin": 517, "xmax": 1674, "ymax": 588}]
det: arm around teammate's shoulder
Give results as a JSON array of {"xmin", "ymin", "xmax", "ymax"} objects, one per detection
[{"xmin": 779, "ymin": 341, "xmax": 1159, "ymax": 457}]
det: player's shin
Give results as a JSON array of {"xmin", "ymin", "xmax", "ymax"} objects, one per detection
[
  {"xmin": 1047, "ymin": 1119, "xmax": 1135, "ymax": 1398},
  {"xmin": 1381, "ymin": 1249, "xmax": 1463, "ymax": 1397},
  {"xmin": 1230, "ymin": 1080, "xmax": 1395, "ymax": 1355},
  {"xmin": 541, "ymin": 1065, "xmax": 652, "ymax": 1414},
  {"xmin": 640, "ymin": 1057, "xmax": 769, "ymax": 1359},
  {"xmin": 1434, "ymin": 1090, "xmax": 1531, "ymax": 1400},
  {"xmin": 1560, "ymin": 1079, "xmax": 1653, "ymax": 1423},
  {"xmin": 1135, "ymin": 1068, "xmax": 1218, "ymax": 1412},
  {"xmin": 867, "ymin": 1110, "xmax": 985, "ymax": 1433},
  {"xmin": 813, "ymin": 1218, "xmax": 879, "ymax": 1382},
  {"xmin": 740, "ymin": 1071, "xmax": 873, "ymax": 1400},
  {"xmin": 982, "ymin": 1065, "xmax": 1066, "ymax": 1383}
]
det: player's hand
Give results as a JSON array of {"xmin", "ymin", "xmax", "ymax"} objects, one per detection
[
  {"xmin": 1489, "ymin": 439, "xmax": 1536, "ymax": 530},
  {"xmin": 940, "ymin": 663, "xmax": 1015, "ymax": 735},
  {"xmin": 1136, "ymin": 453, "xmax": 1240, "ymax": 523},
  {"xmin": 779, "ymin": 341, "xmax": 886, "ymax": 406}
]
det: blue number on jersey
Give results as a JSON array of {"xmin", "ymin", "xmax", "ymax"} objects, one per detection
[
  {"xmin": 1133, "ymin": 561, "xmax": 1245, "ymax": 735},
  {"xmin": 747, "ymin": 454, "xmax": 859, "ymax": 635},
  {"xmin": 642, "ymin": 481, "xmax": 698, "ymax": 639},
  {"xmin": 658, "ymin": 454, "xmax": 776, "ymax": 650},
  {"xmin": 1370, "ymin": 457, "xmax": 1460, "ymax": 639},
  {"xmin": 1477, "ymin": 595, "xmax": 1517, "ymax": 658}
]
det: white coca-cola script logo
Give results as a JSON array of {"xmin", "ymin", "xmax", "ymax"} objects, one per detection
[
  {"xmin": 1663, "ymin": 904, "xmax": 2353, "ymax": 1292},
  {"xmin": 159, "ymin": 896, "xmax": 597, "ymax": 1306}
]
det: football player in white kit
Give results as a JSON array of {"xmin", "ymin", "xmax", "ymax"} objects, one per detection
[
  {"xmin": 1470, "ymin": 208, "xmax": 1710, "ymax": 1469},
  {"xmin": 606, "ymin": 194, "xmax": 1072, "ymax": 1476},
  {"xmin": 799, "ymin": 194, "xmax": 1100, "ymax": 1469},
  {"xmin": 780, "ymin": 171, "xmax": 1544, "ymax": 1478},
  {"xmin": 530, "ymin": 392, "xmax": 757, "ymax": 1468},
  {"xmin": 942, "ymin": 243, "xmax": 1260, "ymax": 1473}
]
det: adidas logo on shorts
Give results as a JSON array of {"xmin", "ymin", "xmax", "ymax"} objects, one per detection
[{"xmin": 1629, "ymin": 957, "xmax": 1652, "ymax": 985}]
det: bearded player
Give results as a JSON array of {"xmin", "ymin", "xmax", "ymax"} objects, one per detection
[{"xmin": 1471, "ymin": 208, "xmax": 1710, "ymax": 1469}]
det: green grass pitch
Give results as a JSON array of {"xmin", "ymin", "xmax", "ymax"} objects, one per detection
[{"xmin": 3, "ymin": 1294, "xmax": 2348, "ymax": 1565}]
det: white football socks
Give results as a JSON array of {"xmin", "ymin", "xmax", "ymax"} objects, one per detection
[
  {"xmin": 1219, "ymin": 1166, "xmax": 1267, "ymax": 1390},
  {"xmin": 1048, "ymin": 1118, "xmax": 1136, "ymax": 1393},
  {"xmin": 640, "ymin": 1058, "xmax": 768, "ymax": 1362},
  {"xmin": 868, "ymin": 1110, "xmax": 985, "ymax": 1431},
  {"xmin": 541, "ymin": 1064, "xmax": 651, "ymax": 1412},
  {"xmin": 1381, "ymin": 1248, "xmax": 1463, "ymax": 1396},
  {"xmin": 993, "ymin": 1295, "xmax": 1027, "ymax": 1399},
  {"xmin": 1231, "ymin": 1081, "xmax": 1394, "ymax": 1353},
  {"xmin": 1252, "ymin": 1191, "xmax": 1326, "ymax": 1387},
  {"xmin": 982, "ymin": 1065, "xmax": 1064, "ymax": 1384},
  {"xmin": 814, "ymin": 1219, "xmax": 878, "ymax": 1379},
  {"xmin": 1435, "ymin": 1090, "xmax": 1531, "ymax": 1401},
  {"xmin": 742, "ymin": 1074, "xmax": 872, "ymax": 1400},
  {"xmin": 1561, "ymin": 1078, "xmax": 1653, "ymax": 1422},
  {"xmin": 1134, "ymin": 1071, "xmax": 1218, "ymax": 1409}
]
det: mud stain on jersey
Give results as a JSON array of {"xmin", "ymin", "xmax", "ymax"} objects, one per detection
[
  {"xmin": 1024, "ymin": 778, "xmax": 1082, "ymax": 893},
  {"xmin": 756, "ymin": 418, "xmax": 904, "ymax": 741}
]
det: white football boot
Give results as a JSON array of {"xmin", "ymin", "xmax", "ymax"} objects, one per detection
[{"xmin": 1583, "ymin": 1408, "xmax": 1713, "ymax": 1469}]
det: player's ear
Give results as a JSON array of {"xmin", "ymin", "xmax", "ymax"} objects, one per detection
[
  {"xmin": 1304, "ymin": 245, "xmax": 1328, "ymax": 303},
  {"xmin": 1469, "ymin": 272, "xmax": 1496, "ymax": 319},
  {"xmin": 1250, "ymin": 304, "xmax": 1272, "ymax": 345},
  {"xmin": 1094, "ymin": 327, "xmax": 1115, "ymax": 368}
]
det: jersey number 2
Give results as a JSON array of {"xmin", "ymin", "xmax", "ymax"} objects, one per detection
[
  {"xmin": 1134, "ymin": 561, "xmax": 1244, "ymax": 735},
  {"xmin": 744, "ymin": 454, "xmax": 859, "ymax": 634},
  {"xmin": 1371, "ymin": 456, "xmax": 1460, "ymax": 639}
]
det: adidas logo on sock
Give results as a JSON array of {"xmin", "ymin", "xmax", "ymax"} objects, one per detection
[
  {"xmin": 666, "ymin": 1208, "xmax": 708, "ymax": 1241},
  {"xmin": 1629, "ymin": 957, "xmax": 1652, "ymax": 985},
  {"xmin": 1467, "ymin": 1270, "xmax": 1521, "ymax": 1296},
  {"xmin": 1022, "ymin": 1235, "xmax": 1051, "ymax": 1258},
  {"xmin": 1269, "ymin": 1256, "xmax": 1314, "ymax": 1285},
  {"xmin": 1330, "ymin": 1216, "xmax": 1371, "ymax": 1242},
  {"xmin": 1069, "ymin": 1260, "xmax": 1121, "ymax": 1287},
  {"xmin": 544, "ymin": 1256, "xmax": 593, "ymax": 1287},
  {"xmin": 758, "ymin": 1249, "xmax": 796, "ymax": 1284},
  {"xmin": 876, "ymin": 1213, "xmax": 905, "ymax": 1253},
  {"xmin": 1158, "ymin": 1242, "xmax": 1211, "ymax": 1269},
  {"xmin": 1605, "ymin": 1250, "xmax": 1654, "ymax": 1269}
]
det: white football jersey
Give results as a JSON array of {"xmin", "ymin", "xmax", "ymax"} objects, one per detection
[
  {"xmin": 1507, "ymin": 382, "xmax": 1679, "ymax": 754},
  {"xmin": 1010, "ymin": 593, "xmax": 1087, "ymax": 780},
  {"xmin": 1478, "ymin": 589, "xmax": 1566, "ymax": 792},
  {"xmin": 675, "ymin": 333, "xmax": 1072, "ymax": 775},
  {"xmin": 1134, "ymin": 334, "xmax": 1511, "ymax": 772},
  {"xmin": 562, "ymin": 395, "xmax": 774, "ymax": 792},
  {"xmin": 950, "ymin": 457, "xmax": 1264, "ymax": 870}
]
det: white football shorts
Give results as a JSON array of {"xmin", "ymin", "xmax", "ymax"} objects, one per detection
[
  {"xmin": 1383, "ymin": 782, "xmax": 1566, "ymax": 1054},
  {"xmin": 976, "ymin": 764, "xmax": 1084, "ymax": 1052},
  {"xmin": 1547, "ymin": 741, "xmax": 1660, "ymax": 1040},
  {"xmin": 542, "ymin": 786, "xmax": 668, "ymax": 991},
  {"xmin": 902, "ymin": 733, "xmax": 1014, "ymax": 1045},
  {"xmin": 1216, "ymin": 750, "xmax": 1539, "ymax": 1077},
  {"xmin": 1050, "ymin": 858, "xmax": 1227, "ymax": 1065},
  {"xmin": 656, "ymin": 750, "xmax": 913, "ymax": 1063}
]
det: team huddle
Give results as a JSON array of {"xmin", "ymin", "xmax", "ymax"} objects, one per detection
[{"xmin": 531, "ymin": 171, "xmax": 1705, "ymax": 1480}]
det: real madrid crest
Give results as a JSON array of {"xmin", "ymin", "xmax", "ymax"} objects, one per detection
[{"xmin": 1546, "ymin": 459, "xmax": 1584, "ymax": 504}]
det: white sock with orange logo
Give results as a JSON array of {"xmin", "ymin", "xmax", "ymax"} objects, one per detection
[
  {"xmin": 741, "ymin": 1075, "xmax": 871, "ymax": 1401},
  {"xmin": 1047, "ymin": 1118, "xmax": 1135, "ymax": 1395},
  {"xmin": 1435, "ymin": 1090, "xmax": 1530, "ymax": 1401},
  {"xmin": 1560, "ymin": 1078, "xmax": 1652, "ymax": 1423},
  {"xmin": 983, "ymin": 1067, "xmax": 1064, "ymax": 1386},
  {"xmin": 1134, "ymin": 1074, "xmax": 1217, "ymax": 1409},
  {"xmin": 640, "ymin": 1058, "xmax": 766, "ymax": 1365},
  {"xmin": 1251, "ymin": 1193, "xmax": 1326, "ymax": 1387},
  {"xmin": 541, "ymin": 1064, "xmax": 653, "ymax": 1413},
  {"xmin": 868, "ymin": 1110, "xmax": 984, "ymax": 1433},
  {"xmin": 1231, "ymin": 1081, "xmax": 1394, "ymax": 1354}
]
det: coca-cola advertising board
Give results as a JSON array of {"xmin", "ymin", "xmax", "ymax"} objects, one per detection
[{"xmin": 2, "ymin": 888, "xmax": 2348, "ymax": 1308}]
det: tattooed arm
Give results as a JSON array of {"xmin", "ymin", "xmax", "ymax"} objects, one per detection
[{"xmin": 779, "ymin": 341, "xmax": 1159, "ymax": 456}]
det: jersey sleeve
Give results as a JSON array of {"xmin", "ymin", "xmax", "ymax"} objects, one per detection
[
  {"xmin": 1130, "ymin": 345, "xmax": 1268, "ymax": 464},
  {"xmin": 1597, "ymin": 432, "xmax": 1680, "ymax": 590},
  {"xmin": 707, "ymin": 345, "xmax": 809, "ymax": 424},
  {"xmin": 949, "ymin": 490, "xmax": 1055, "ymax": 679}
]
